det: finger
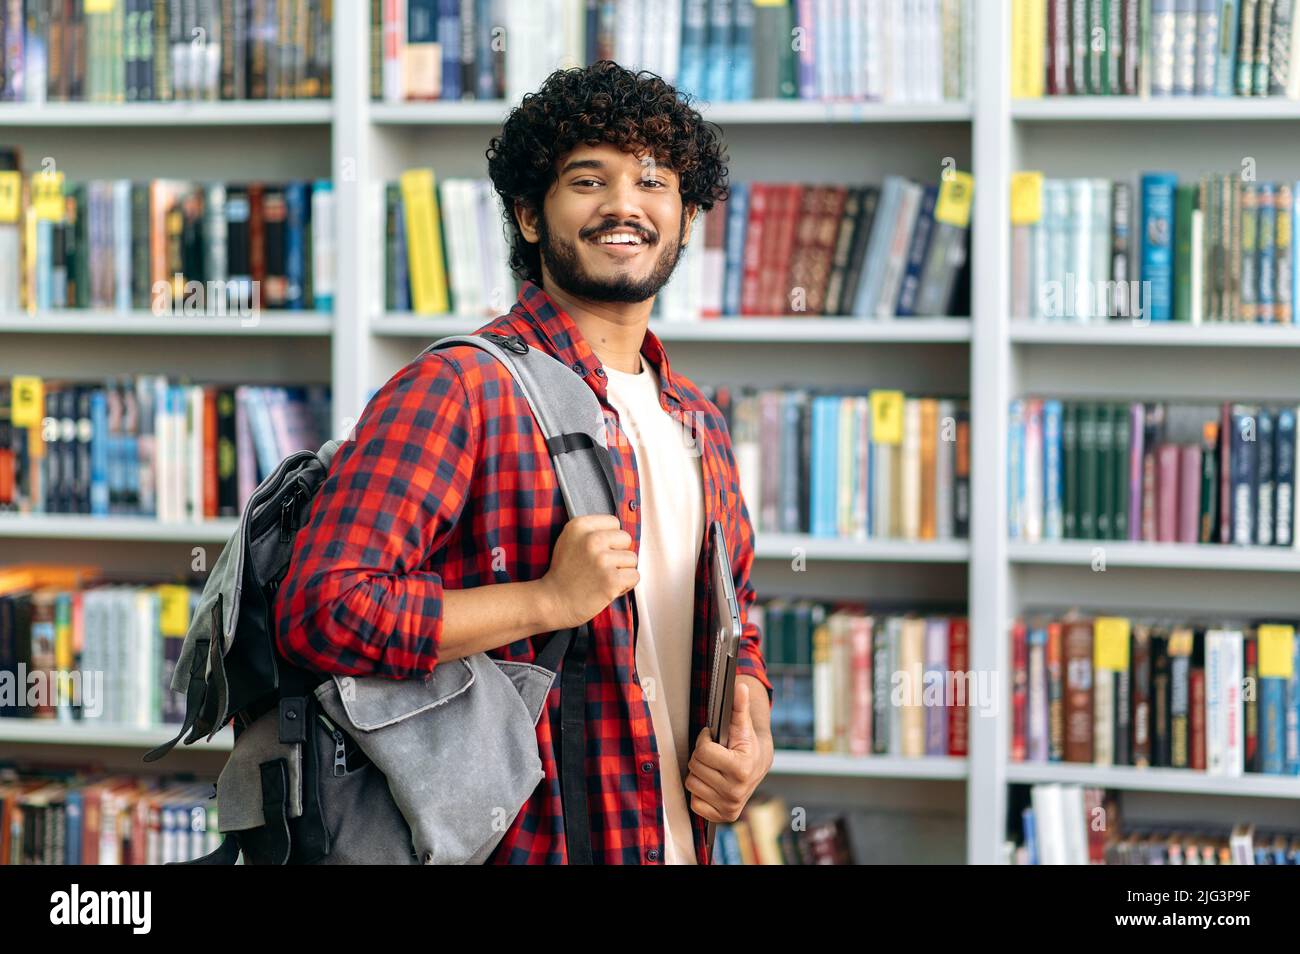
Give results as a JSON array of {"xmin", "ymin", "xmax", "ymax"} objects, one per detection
[
  {"xmin": 728, "ymin": 681, "xmax": 754, "ymax": 750},
  {"xmin": 687, "ymin": 792, "xmax": 725, "ymax": 823},
  {"xmin": 587, "ymin": 528, "xmax": 635, "ymax": 552},
  {"xmin": 571, "ymin": 513, "xmax": 621, "ymax": 533},
  {"xmin": 685, "ymin": 756, "xmax": 731, "ymax": 793},
  {"xmin": 684, "ymin": 772, "xmax": 736, "ymax": 812},
  {"xmin": 692, "ymin": 737, "xmax": 740, "ymax": 775},
  {"xmin": 601, "ymin": 548, "xmax": 639, "ymax": 569}
]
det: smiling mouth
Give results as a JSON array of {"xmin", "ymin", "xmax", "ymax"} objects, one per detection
[{"xmin": 586, "ymin": 231, "xmax": 651, "ymax": 254}]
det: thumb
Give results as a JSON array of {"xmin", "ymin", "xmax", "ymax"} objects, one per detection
[{"xmin": 727, "ymin": 680, "xmax": 753, "ymax": 752}]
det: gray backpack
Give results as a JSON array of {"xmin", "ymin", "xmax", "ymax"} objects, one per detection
[{"xmin": 143, "ymin": 331, "xmax": 618, "ymax": 865}]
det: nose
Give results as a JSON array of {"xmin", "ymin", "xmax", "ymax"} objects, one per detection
[{"xmin": 596, "ymin": 177, "xmax": 646, "ymax": 234}]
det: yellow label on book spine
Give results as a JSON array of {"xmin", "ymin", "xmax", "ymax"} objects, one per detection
[
  {"xmin": 31, "ymin": 171, "xmax": 65, "ymax": 222},
  {"xmin": 869, "ymin": 390, "xmax": 905, "ymax": 445},
  {"xmin": 11, "ymin": 376, "xmax": 43, "ymax": 428},
  {"xmin": 399, "ymin": 168, "xmax": 450, "ymax": 315},
  {"xmin": 934, "ymin": 172, "xmax": 974, "ymax": 228},
  {"xmin": 1094, "ymin": 617, "xmax": 1131, "ymax": 671},
  {"xmin": 158, "ymin": 585, "xmax": 192, "ymax": 637},
  {"xmin": 1167, "ymin": 627, "xmax": 1194, "ymax": 656},
  {"xmin": 752, "ymin": 0, "xmax": 788, "ymax": 6},
  {"xmin": 1258, "ymin": 625, "xmax": 1295, "ymax": 679},
  {"xmin": 83, "ymin": 0, "xmax": 115, "ymax": 11},
  {"xmin": 0, "ymin": 171, "xmax": 21, "ymax": 224},
  {"xmin": 1011, "ymin": 172, "xmax": 1044, "ymax": 225}
]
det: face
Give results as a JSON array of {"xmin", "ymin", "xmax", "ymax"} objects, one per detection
[{"xmin": 517, "ymin": 141, "xmax": 697, "ymax": 304}]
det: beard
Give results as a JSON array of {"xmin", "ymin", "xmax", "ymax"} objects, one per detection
[{"xmin": 537, "ymin": 209, "xmax": 688, "ymax": 304}]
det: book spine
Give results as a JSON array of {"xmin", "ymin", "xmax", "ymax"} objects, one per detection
[
  {"xmin": 1140, "ymin": 173, "xmax": 1177, "ymax": 321},
  {"xmin": 1275, "ymin": 406, "xmax": 1295, "ymax": 546},
  {"xmin": 1216, "ymin": 0, "xmax": 1240, "ymax": 94},
  {"xmin": 1257, "ymin": 407, "xmax": 1276, "ymax": 544},
  {"xmin": 1231, "ymin": 404, "xmax": 1258, "ymax": 544},
  {"xmin": 1151, "ymin": 0, "xmax": 1177, "ymax": 94},
  {"xmin": 1276, "ymin": 184, "xmax": 1292, "ymax": 324},
  {"xmin": 1172, "ymin": 0, "xmax": 1197, "ymax": 94}
]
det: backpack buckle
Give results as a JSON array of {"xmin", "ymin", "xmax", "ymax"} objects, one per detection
[
  {"xmin": 279, "ymin": 482, "xmax": 308, "ymax": 543},
  {"xmin": 482, "ymin": 332, "xmax": 528, "ymax": 355}
]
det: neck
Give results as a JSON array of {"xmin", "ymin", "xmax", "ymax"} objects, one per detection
[{"xmin": 540, "ymin": 275, "xmax": 651, "ymax": 374}]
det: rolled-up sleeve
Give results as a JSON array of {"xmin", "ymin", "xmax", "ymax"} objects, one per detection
[{"xmin": 275, "ymin": 353, "xmax": 478, "ymax": 678}]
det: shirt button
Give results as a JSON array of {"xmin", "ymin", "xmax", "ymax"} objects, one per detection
[
  {"xmin": 647, "ymin": 848, "xmax": 660, "ymax": 863},
  {"xmin": 595, "ymin": 368, "xmax": 606, "ymax": 378},
  {"xmin": 571, "ymin": 362, "xmax": 585, "ymax": 375},
  {"xmin": 629, "ymin": 499, "xmax": 638, "ymax": 511},
  {"xmin": 641, "ymin": 760, "xmax": 654, "ymax": 774}
]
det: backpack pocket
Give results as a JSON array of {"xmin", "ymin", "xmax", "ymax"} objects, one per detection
[
  {"xmin": 213, "ymin": 705, "xmax": 304, "ymax": 864},
  {"xmin": 312, "ymin": 709, "xmax": 420, "ymax": 865},
  {"xmin": 314, "ymin": 653, "xmax": 555, "ymax": 865}
]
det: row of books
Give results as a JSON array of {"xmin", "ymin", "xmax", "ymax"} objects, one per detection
[
  {"xmin": 1011, "ymin": 614, "xmax": 1300, "ymax": 775},
  {"xmin": 376, "ymin": 172, "xmax": 514, "ymax": 318},
  {"xmin": 752, "ymin": 599, "xmax": 970, "ymax": 756},
  {"xmin": 660, "ymin": 175, "xmax": 973, "ymax": 322},
  {"xmin": 715, "ymin": 388, "xmax": 970, "ymax": 540},
  {"xmin": 0, "ymin": 153, "xmax": 335, "ymax": 314},
  {"xmin": 1011, "ymin": 172, "xmax": 1299, "ymax": 324},
  {"xmin": 1010, "ymin": 785, "xmax": 1300, "ymax": 864},
  {"xmin": 714, "ymin": 795, "xmax": 854, "ymax": 864},
  {"xmin": 0, "ymin": 769, "xmax": 220, "ymax": 865},
  {"xmin": 0, "ymin": 568, "xmax": 199, "ymax": 728},
  {"xmin": 1008, "ymin": 399, "xmax": 1299, "ymax": 547},
  {"xmin": 0, "ymin": 0, "xmax": 333, "ymax": 103},
  {"xmin": 377, "ymin": 171, "xmax": 974, "ymax": 321},
  {"xmin": 1011, "ymin": 0, "xmax": 1300, "ymax": 98},
  {"xmin": 0, "ymin": 376, "xmax": 331, "ymax": 519},
  {"xmin": 372, "ymin": 0, "xmax": 969, "ymax": 106}
]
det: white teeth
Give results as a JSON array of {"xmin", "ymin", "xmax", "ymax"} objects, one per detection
[{"xmin": 594, "ymin": 233, "xmax": 643, "ymax": 245}]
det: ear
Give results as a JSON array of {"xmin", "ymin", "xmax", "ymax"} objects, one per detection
[
  {"xmin": 681, "ymin": 203, "xmax": 699, "ymax": 247},
  {"xmin": 514, "ymin": 198, "xmax": 540, "ymax": 244}
]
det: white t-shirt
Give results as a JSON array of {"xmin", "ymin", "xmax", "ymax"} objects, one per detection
[{"xmin": 603, "ymin": 357, "xmax": 704, "ymax": 865}]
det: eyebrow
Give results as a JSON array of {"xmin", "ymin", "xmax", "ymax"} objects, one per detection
[{"xmin": 557, "ymin": 157, "xmax": 676, "ymax": 179}]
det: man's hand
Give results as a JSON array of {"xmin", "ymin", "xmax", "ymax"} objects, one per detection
[
  {"xmin": 684, "ymin": 678, "xmax": 774, "ymax": 824},
  {"xmin": 536, "ymin": 514, "xmax": 639, "ymax": 631}
]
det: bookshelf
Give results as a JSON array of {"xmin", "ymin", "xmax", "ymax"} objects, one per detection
[
  {"xmin": 3, "ymin": 1, "xmax": 1297, "ymax": 865},
  {"xmin": 990, "ymin": 4, "xmax": 1300, "ymax": 864}
]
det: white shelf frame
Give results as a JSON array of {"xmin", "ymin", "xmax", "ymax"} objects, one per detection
[
  {"xmin": 1008, "ymin": 541, "xmax": 1300, "ymax": 572},
  {"xmin": 1011, "ymin": 97, "xmax": 1300, "ymax": 122},
  {"xmin": 371, "ymin": 99, "xmax": 974, "ymax": 126},
  {"xmin": 0, "ymin": 312, "xmax": 332, "ymax": 336},
  {"xmin": 7, "ymin": 0, "xmax": 1300, "ymax": 865},
  {"xmin": 1009, "ymin": 321, "xmax": 1300, "ymax": 347},
  {"xmin": 374, "ymin": 313, "xmax": 974, "ymax": 343},
  {"xmin": 0, "ymin": 718, "xmax": 233, "ymax": 750},
  {"xmin": 770, "ymin": 752, "xmax": 969, "ymax": 780},
  {"xmin": 0, "ymin": 515, "xmax": 239, "ymax": 542},
  {"xmin": 0, "ymin": 101, "xmax": 333, "ymax": 126},
  {"xmin": 1005, "ymin": 762, "xmax": 1300, "ymax": 799}
]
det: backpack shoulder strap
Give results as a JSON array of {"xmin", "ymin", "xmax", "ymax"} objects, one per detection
[
  {"xmin": 424, "ymin": 330, "xmax": 613, "ymax": 866},
  {"xmin": 423, "ymin": 331, "xmax": 620, "ymax": 520}
]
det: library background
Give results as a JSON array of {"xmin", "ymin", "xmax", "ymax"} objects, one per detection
[{"xmin": 0, "ymin": 0, "xmax": 1297, "ymax": 867}]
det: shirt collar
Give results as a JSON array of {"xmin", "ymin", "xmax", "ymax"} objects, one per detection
[{"xmin": 512, "ymin": 279, "xmax": 686, "ymax": 409}]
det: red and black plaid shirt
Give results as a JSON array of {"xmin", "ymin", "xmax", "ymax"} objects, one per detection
[{"xmin": 275, "ymin": 279, "xmax": 771, "ymax": 864}]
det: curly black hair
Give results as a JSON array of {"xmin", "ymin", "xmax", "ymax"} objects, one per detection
[{"xmin": 485, "ymin": 60, "xmax": 730, "ymax": 286}]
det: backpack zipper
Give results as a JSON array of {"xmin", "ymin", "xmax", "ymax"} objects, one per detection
[{"xmin": 317, "ymin": 712, "xmax": 348, "ymax": 777}]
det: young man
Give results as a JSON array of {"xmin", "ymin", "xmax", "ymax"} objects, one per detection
[{"xmin": 275, "ymin": 60, "xmax": 772, "ymax": 865}]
